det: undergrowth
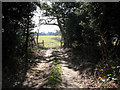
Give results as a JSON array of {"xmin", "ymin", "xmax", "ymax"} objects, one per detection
[
  {"xmin": 95, "ymin": 58, "xmax": 120, "ymax": 88},
  {"xmin": 47, "ymin": 54, "xmax": 61, "ymax": 88}
]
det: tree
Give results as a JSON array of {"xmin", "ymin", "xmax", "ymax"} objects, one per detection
[
  {"xmin": 2, "ymin": 2, "xmax": 36, "ymax": 73},
  {"xmin": 37, "ymin": 2, "xmax": 82, "ymax": 47}
]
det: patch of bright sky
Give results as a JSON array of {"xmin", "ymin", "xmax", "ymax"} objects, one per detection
[{"xmin": 31, "ymin": 2, "xmax": 60, "ymax": 33}]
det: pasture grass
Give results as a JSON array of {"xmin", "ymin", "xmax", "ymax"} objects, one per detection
[{"xmin": 35, "ymin": 35, "xmax": 62, "ymax": 48}]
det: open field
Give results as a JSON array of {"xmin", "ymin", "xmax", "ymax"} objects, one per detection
[{"xmin": 35, "ymin": 35, "xmax": 62, "ymax": 48}]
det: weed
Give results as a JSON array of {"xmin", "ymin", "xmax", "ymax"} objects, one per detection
[{"xmin": 47, "ymin": 55, "xmax": 61, "ymax": 88}]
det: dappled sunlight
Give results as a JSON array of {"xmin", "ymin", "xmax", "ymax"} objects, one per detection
[
  {"xmin": 47, "ymin": 48, "xmax": 100, "ymax": 88},
  {"xmin": 3, "ymin": 2, "xmax": 120, "ymax": 89}
]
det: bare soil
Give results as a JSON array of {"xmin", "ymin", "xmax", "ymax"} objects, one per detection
[{"xmin": 12, "ymin": 48, "xmax": 101, "ymax": 88}]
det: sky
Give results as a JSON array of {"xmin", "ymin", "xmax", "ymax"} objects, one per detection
[{"xmin": 31, "ymin": 5, "xmax": 60, "ymax": 33}]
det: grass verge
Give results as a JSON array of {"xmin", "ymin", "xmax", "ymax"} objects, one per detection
[{"xmin": 47, "ymin": 54, "xmax": 61, "ymax": 88}]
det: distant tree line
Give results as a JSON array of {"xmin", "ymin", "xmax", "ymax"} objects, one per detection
[{"xmin": 36, "ymin": 31, "xmax": 61, "ymax": 36}]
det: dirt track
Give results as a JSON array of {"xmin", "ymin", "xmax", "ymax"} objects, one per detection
[{"xmin": 13, "ymin": 48, "xmax": 100, "ymax": 88}]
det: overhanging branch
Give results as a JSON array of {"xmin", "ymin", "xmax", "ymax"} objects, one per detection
[{"xmin": 43, "ymin": 23, "xmax": 58, "ymax": 25}]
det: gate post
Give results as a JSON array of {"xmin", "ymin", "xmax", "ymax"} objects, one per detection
[{"xmin": 42, "ymin": 40, "xmax": 44, "ymax": 47}]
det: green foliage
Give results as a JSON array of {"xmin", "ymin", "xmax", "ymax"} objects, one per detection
[
  {"xmin": 3, "ymin": 2, "xmax": 120, "ymax": 88},
  {"xmin": 2, "ymin": 2, "xmax": 36, "ymax": 68},
  {"xmin": 2, "ymin": 2, "xmax": 37, "ymax": 87},
  {"xmin": 47, "ymin": 55, "xmax": 61, "ymax": 88},
  {"xmin": 91, "ymin": 3, "xmax": 120, "ymax": 87},
  {"xmin": 40, "ymin": 2, "xmax": 120, "ymax": 88},
  {"xmin": 40, "ymin": 2, "xmax": 120, "ymax": 64}
]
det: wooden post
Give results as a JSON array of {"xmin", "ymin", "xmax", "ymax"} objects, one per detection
[
  {"xmin": 34, "ymin": 38, "xmax": 36, "ymax": 46},
  {"xmin": 37, "ymin": 33, "xmax": 38, "ymax": 45},
  {"xmin": 42, "ymin": 40, "xmax": 44, "ymax": 47}
]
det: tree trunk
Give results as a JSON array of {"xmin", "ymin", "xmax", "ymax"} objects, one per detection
[
  {"xmin": 37, "ymin": 29, "xmax": 39, "ymax": 47},
  {"xmin": 56, "ymin": 16, "xmax": 69, "ymax": 48}
]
